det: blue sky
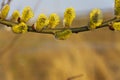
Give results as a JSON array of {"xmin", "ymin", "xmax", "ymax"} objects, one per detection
[{"xmin": 0, "ymin": 0, "xmax": 114, "ymax": 16}]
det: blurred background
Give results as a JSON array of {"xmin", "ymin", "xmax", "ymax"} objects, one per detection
[{"xmin": 0, "ymin": 0, "xmax": 120, "ymax": 80}]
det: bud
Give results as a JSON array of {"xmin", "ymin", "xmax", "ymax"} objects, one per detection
[
  {"xmin": 11, "ymin": 10, "xmax": 20, "ymax": 22},
  {"xmin": 63, "ymin": 7, "xmax": 76, "ymax": 27},
  {"xmin": 12, "ymin": 22, "xmax": 28, "ymax": 33},
  {"xmin": 55, "ymin": 29, "xmax": 72, "ymax": 40},
  {"xmin": 89, "ymin": 8, "xmax": 103, "ymax": 29},
  {"xmin": 115, "ymin": 0, "xmax": 120, "ymax": 18},
  {"xmin": 112, "ymin": 22, "xmax": 120, "ymax": 31},
  {"xmin": 48, "ymin": 13, "xmax": 60, "ymax": 29},
  {"xmin": 35, "ymin": 14, "xmax": 49, "ymax": 31},
  {"xmin": 21, "ymin": 6, "xmax": 34, "ymax": 23},
  {"xmin": 0, "ymin": 4, "xmax": 10, "ymax": 19}
]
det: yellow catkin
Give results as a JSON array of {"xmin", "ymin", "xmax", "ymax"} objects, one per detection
[
  {"xmin": 11, "ymin": 10, "xmax": 20, "ymax": 22},
  {"xmin": 21, "ymin": 6, "xmax": 34, "ymax": 23},
  {"xmin": 0, "ymin": 4, "xmax": 10, "ymax": 19},
  {"xmin": 89, "ymin": 8, "xmax": 103, "ymax": 29},
  {"xmin": 55, "ymin": 29, "xmax": 72, "ymax": 40},
  {"xmin": 48, "ymin": 13, "xmax": 60, "ymax": 29},
  {"xmin": 113, "ymin": 22, "xmax": 120, "ymax": 31},
  {"xmin": 35, "ymin": 14, "xmax": 49, "ymax": 31},
  {"xmin": 63, "ymin": 7, "xmax": 76, "ymax": 27},
  {"xmin": 12, "ymin": 22, "xmax": 28, "ymax": 33},
  {"xmin": 115, "ymin": 0, "xmax": 120, "ymax": 18}
]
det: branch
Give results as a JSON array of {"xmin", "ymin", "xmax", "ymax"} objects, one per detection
[
  {"xmin": 67, "ymin": 74, "xmax": 83, "ymax": 80},
  {"xmin": 0, "ymin": 0, "xmax": 5, "ymax": 9},
  {"xmin": 0, "ymin": 17, "xmax": 119, "ymax": 35},
  {"xmin": 0, "ymin": 0, "xmax": 12, "ymax": 9},
  {"xmin": 6, "ymin": 0, "xmax": 12, "ymax": 5}
]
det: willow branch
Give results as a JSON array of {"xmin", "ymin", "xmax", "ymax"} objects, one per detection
[{"xmin": 0, "ymin": 17, "xmax": 119, "ymax": 34}]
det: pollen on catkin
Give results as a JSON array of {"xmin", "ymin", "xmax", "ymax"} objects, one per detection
[
  {"xmin": 63, "ymin": 7, "xmax": 76, "ymax": 27},
  {"xmin": 89, "ymin": 8, "xmax": 103, "ymax": 29},
  {"xmin": 55, "ymin": 29, "xmax": 72, "ymax": 40},
  {"xmin": 48, "ymin": 13, "xmax": 60, "ymax": 29},
  {"xmin": 35, "ymin": 14, "xmax": 49, "ymax": 31},
  {"xmin": 12, "ymin": 22, "xmax": 28, "ymax": 33},
  {"xmin": 0, "ymin": 4, "xmax": 10, "ymax": 19},
  {"xmin": 112, "ymin": 22, "xmax": 120, "ymax": 31},
  {"xmin": 115, "ymin": 0, "xmax": 120, "ymax": 18},
  {"xmin": 20, "ymin": 6, "xmax": 34, "ymax": 23},
  {"xmin": 11, "ymin": 10, "xmax": 20, "ymax": 22}
]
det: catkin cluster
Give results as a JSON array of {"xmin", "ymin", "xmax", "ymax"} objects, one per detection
[
  {"xmin": 0, "ymin": 5, "xmax": 76, "ymax": 40},
  {"xmin": 0, "ymin": 0, "xmax": 120, "ymax": 40}
]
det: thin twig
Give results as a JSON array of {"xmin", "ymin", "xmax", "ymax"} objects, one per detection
[
  {"xmin": 67, "ymin": 74, "xmax": 83, "ymax": 80},
  {"xmin": 6, "ymin": 0, "xmax": 12, "ymax": 5},
  {"xmin": 0, "ymin": 17, "xmax": 119, "ymax": 35},
  {"xmin": 0, "ymin": 0, "xmax": 12, "ymax": 9},
  {"xmin": 0, "ymin": 0, "xmax": 5, "ymax": 10},
  {"xmin": 33, "ymin": 0, "xmax": 41, "ymax": 12}
]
